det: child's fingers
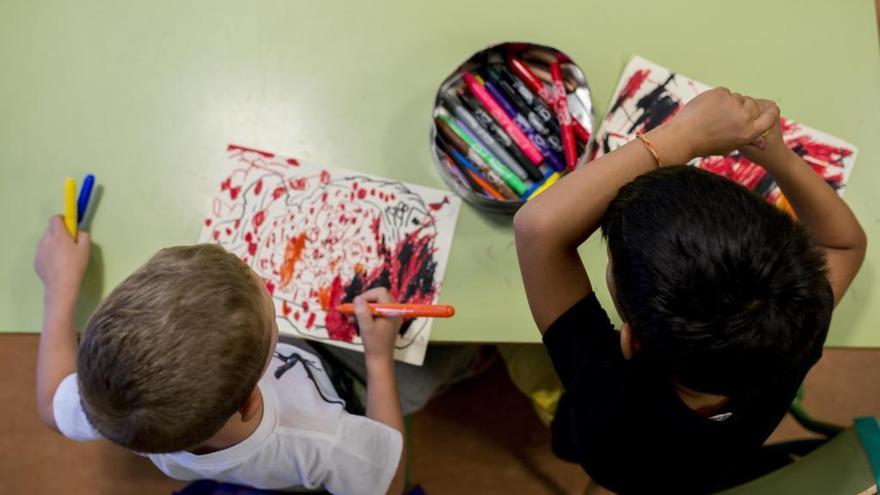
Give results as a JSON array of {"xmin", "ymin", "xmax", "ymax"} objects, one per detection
[
  {"xmin": 48, "ymin": 215, "xmax": 65, "ymax": 234},
  {"xmin": 358, "ymin": 287, "xmax": 397, "ymax": 304},
  {"xmin": 751, "ymin": 101, "xmax": 781, "ymax": 139},
  {"xmin": 352, "ymin": 296, "xmax": 374, "ymax": 328},
  {"xmin": 77, "ymin": 231, "xmax": 92, "ymax": 249}
]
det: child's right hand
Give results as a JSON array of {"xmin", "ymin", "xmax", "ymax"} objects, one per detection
[
  {"xmin": 34, "ymin": 216, "xmax": 91, "ymax": 306},
  {"xmin": 353, "ymin": 287, "xmax": 402, "ymax": 364},
  {"xmin": 663, "ymin": 87, "xmax": 780, "ymax": 162}
]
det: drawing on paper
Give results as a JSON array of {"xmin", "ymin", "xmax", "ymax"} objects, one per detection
[
  {"xmin": 591, "ymin": 56, "xmax": 857, "ymax": 207},
  {"xmin": 199, "ymin": 145, "xmax": 461, "ymax": 365}
]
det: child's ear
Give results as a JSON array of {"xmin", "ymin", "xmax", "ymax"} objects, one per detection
[
  {"xmin": 238, "ymin": 388, "xmax": 263, "ymax": 422},
  {"xmin": 620, "ymin": 323, "xmax": 640, "ymax": 360}
]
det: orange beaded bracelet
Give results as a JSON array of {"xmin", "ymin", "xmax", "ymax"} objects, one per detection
[{"xmin": 635, "ymin": 131, "xmax": 663, "ymax": 167}]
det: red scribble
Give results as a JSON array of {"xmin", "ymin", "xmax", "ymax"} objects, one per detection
[
  {"xmin": 220, "ymin": 178, "xmax": 231, "ymax": 191},
  {"xmin": 253, "ymin": 210, "xmax": 266, "ymax": 228},
  {"xmin": 428, "ymin": 196, "xmax": 450, "ymax": 211},
  {"xmin": 227, "ymin": 144, "xmax": 275, "ymax": 158},
  {"xmin": 204, "ymin": 218, "xmax": 212, "ymax": 226},
  {"xmin": 272, "ymin": 186, "xmax": 286, "ymax": 199},
  {"xmin": 306, "ymin": 313, "xmax": 316, "ymax": 330},
  {"xmin": 230, "ymin": 186, "xmax": 241, "ymax": 200},
  {"xmin": 611, "ymin": 68, "xmax": 650, "ymax": 113},
  {"xmin": 320, "ymin": 170, "xmax": 331, "ymax": 184},
  {"xmin": 265, "ymin": 280, "xmax": 275, "ymax": 295},
  {"xmin": 289, "ymin": 178, "xmax": 307, "ymax": 190},
  {"xmin": 254, "ymin": 178, "xmax": 263, "ymax": 195},
  {"xmin": 282, "ymin": 300, "xmax": 292, "ymax": 316},
  {"xmin": 286, "ymin": 158, "xmax": 300, "ymax": 166}
]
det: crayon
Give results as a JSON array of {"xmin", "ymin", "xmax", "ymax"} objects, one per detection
[
  {"xmin": 335, "ymin": 303, "xmax": 455, "ymax": 319},
  {"xmin": 63, "ymin": 178, "xmax": 77, "ymax": 238},
  {"xmin": 77, "ymin": 174, "xmax": 95, "ymax": 224},
  {"xmin": 507, "ymin": 57, "xmax": 591, "ymax": 143},
  {"xmin": 457, "ymin": 91, "xmax": 542, "ymax": 181},
  {"xmin": 462, "ymin": 72, "xmax": 544, "ymax": 165},
  {"xmin": 440, "ymin": 92, "xmax": 533, "ymax": 182},
  {"xmin": 551, "ymin": 62, "xmax": 578, "ymax": 171},
  {"xmin": 436, "ymin": 110, "xmax": 528, "ymax": 195},
  {"xmin": 482, "ymin": 79, "xmax": 566, "ymax": 172},
  {"xmin": 435, "ymin": 120, "xmax": 517, "ymax": 199}
]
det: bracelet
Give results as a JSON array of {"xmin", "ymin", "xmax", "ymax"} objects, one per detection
[{"xmin": 635, "ymin": 131, "xmax": 663, "ymax": 167}]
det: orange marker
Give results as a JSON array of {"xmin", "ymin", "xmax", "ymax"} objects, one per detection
[{"xmin": 334, "ymin": 303, "xmax": 456, "ymax": 319}]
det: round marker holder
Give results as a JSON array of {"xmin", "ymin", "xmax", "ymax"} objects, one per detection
[{"xmin": 430, "ymin": 42, "xmax": 595, "ymax": 214}]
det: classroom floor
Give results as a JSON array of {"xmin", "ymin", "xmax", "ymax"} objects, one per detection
[{"xmin": 1, "ymin": 334, "xmax": 879, "ymax": 495}]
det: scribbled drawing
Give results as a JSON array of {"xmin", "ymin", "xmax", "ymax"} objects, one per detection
[
  {"xmin": 591, "ymin": 56, "xmax": 858, "ymax": 208},
  {"xmin": 199, "ymin": 145, "xmax": 461, "ymax": 365}
]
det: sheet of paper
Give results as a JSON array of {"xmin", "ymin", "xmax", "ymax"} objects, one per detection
[
  {"xmin": 590, "ymin": 56, "xmax": 857, "ymax": 206},
  {"xmin": 199, "ymin": 145, "xmax": 462, "ymax": 365}
]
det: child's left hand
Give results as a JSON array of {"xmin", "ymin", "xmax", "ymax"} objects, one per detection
[{"xmin": 34, "ymin": 216, "xmax": 91, "ymax": 305}]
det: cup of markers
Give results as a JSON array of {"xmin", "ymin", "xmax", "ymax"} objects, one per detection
[{"xmin": 430, "ymin": 42, "xmax": 595, "ymax": 214}]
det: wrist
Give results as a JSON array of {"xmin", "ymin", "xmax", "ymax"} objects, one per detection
[
  {"xmin": 365, "ymin": 352, "xmax": 394, "ymax": 370},
  {"xmin": 644, "ymin": 122, "xmax": 696, "ymax": 165}
]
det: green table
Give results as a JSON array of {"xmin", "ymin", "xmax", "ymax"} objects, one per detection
[{"xmin": 2, "ymin": 0, "xmax": 878, "ymax": 345}]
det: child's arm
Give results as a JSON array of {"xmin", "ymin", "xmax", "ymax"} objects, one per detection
[
  {"xmin": 34, "ymin": 216, "xmax": 91, "ymax": 431},
  {"xmin": 514, "ymin": 89, "xmax": 780, "ymax": 332},
  {"xmin": 739, "ymin": 110, "xmax": 867, "ymax": 305},
  {"xmin": 354, "ymin": 288, "xmax": 405, "ymax": 495}
]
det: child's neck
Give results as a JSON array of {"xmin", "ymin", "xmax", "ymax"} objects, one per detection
[
  {"xmin": 673, "ymin": 382, "xmax": 729, "ymax": 417},
  {"xmin": 188, "ymin": 396, "xmax": 265, "ymax": 455}
]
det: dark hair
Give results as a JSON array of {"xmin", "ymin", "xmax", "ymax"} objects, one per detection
[
  {"xmin": 77, "ymin": 244, "xmax": 273, "ymax": 453},
  {"xmin": 601, "ymin": 166, "xmax": 832, "ymax": 395}
]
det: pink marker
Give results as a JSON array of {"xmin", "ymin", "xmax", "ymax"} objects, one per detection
[{"xmin": 462, "ymin": 72, "xmax": 544, "ymax": 165}]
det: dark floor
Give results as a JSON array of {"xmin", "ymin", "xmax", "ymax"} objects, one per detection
[{"xmin": 1, "ymin": 334, "xmax": 879, "ymax": 494}]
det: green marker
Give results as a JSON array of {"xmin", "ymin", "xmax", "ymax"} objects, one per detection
[{"xmin": 437, "ymin": 111, "xmax": 527, "ymax": 195}]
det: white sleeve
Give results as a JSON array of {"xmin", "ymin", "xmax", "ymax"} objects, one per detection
[
  {"xmin": 323, "ymin": 413, "xmax": 403, "ymax": 495},
  {"xmin": 52, "ymin": 373, "xmax": 102, "ymax": 442}
]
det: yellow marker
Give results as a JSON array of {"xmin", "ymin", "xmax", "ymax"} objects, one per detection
[
  {"xmin": 64, "ymin": 178, "xmax": 78, "ymax": 239},
  {"xmin": 526, "ymin": 172, "xmax": 561, "ymax": 201}
]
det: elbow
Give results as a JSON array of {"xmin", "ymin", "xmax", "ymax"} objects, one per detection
[
  {"xmin": 513, "ymin": 202, "xmax": 549, "ymax": 244},
  {"xmin": 36, "ymin": 394, "xmax": 60, "ymax": 433}
]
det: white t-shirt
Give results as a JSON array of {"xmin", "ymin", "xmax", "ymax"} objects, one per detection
[{"xmin": 52, "ymin": 342, "xmax": 402, "ymax": 495}]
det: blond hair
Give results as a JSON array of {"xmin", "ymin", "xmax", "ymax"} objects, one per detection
[{"xmin": 77, "ymin": 244, "xmax": 272, "ymax": 453}]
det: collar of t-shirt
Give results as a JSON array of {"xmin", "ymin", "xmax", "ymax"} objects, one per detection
[{"xmin": 162, "ymin": 380, "xmax": 278, "ymax": 470}]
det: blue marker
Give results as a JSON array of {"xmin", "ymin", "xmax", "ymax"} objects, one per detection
[{"xmin": 77, "ymin": 174, "xmax": 95, "ymax": 224}]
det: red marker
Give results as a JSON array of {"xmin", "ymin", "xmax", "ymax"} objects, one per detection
[
  {"xmin": 507, "ymin": 57, "xmax": 591, "ymax": 143},
  {"xmin": 551, "ymin": 62, "xmax": 577, "ymax": 171},
  {"xmin": 462, "ymin": 72, "xmax": 544, "ymax": 165},
  {"xmin": 334, "ymin": 303, "xmax": 456, "ymax": 319}
]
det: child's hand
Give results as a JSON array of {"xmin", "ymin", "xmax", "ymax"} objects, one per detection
[
  {"xmin": 34, "ymin": 216, "xmax": 91, "ymax": 306},
  {"xmin": 664, "ymin": 88, "xmax": 780, "ymax": 162},
  {"xmin": 353, "ymin": 287, "xmax": 402, "ymax": 364},
  {"xmin": 737, "ymin": 101, "xmax": 791, "ymax": 169}
]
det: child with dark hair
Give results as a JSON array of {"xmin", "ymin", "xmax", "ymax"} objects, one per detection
[{"xmin": 513, "ymin": 88, "xmax": 866, "ymax": 494}]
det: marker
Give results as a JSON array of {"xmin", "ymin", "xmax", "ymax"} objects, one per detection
[
  {"xmin": 498, "ymin": 66, "xmax": 562, "ymax": 138},
  {"xmin": 335, "ymin": 303, "xmax": 456, "ymax": 319},
  {"xmin": 440, "ymin": 92, "xmax": 533, "ymax": 182},
  {"xmin": 63, "ymin": 178, "xmax": 77, "ymax": 238},
  {"xmin": 436, "ymin": 111, "xmax": 528, "ymax": 195},
  {"xmin": 443, "ymin": 143, "xmax": 510, "ymax": 200},
  {"xmin": 436, "ymin": 138, "xmax": 487, "ymax": 194},
  {"xmin": 527, "ymin": 171, "xmax": 561, "ymax": 200},
  {"xmin": 462, "ymin": 72, "xmax": 544, "ymax": 165},
  {"xmin": 482, "ymin": 79, "xmax": 566, "ymax": 172},
  {"xmin": 551, "ymin": 62, "xmax": 578, "ymax": 171},
  {"xmin": 77, "ymin": 174, "xmax": 95, "ymax": 224},
  {"xmin": 457, "ymin": 91, "xmax": 542, "ymax": 181},
  {"xmin": 507, "ymin": 57, "xmax": 591, "ymax": 143},
  {"xmin": 435, "ymin": 122, "xmax": 517, "ymax": 200},
  {"xmin": 483, "ymin": 66, "xmax": 566, "ymax": 156}
]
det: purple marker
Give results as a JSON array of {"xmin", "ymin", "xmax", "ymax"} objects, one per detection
[{"xmin": 484, "ymin": 80, "xmax": 565, "ymax": 171}]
